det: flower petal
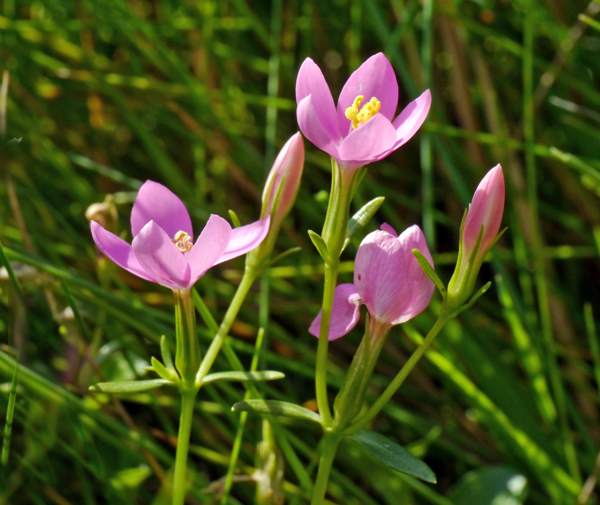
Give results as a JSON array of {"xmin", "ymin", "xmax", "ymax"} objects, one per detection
[
  {"xmin": 90, "ymin": 221, "xmax": 156, "ymax": 282},
  {"xmin": 379, "ymin": 223, "xmax": 397, "ymax": 236},
  {"xmin": 309, "ymin": 284, "xmax": 362, "ymax": 341},
  {"xmin": 297, "ymin": 95, "xmax": 340, "ymax": 158},
  {"xmin": 386, "ymin": 225, "xmax": 435, "ymax": 324},
  {"xmin": 130, "ymin": 180, "xmax": 193, "ymax": 239},
  {"xmin": 215, "ymin": 216, "xmax": 271, "ymax": 265},
  {"xmin": 186, "ymin": 214, "xmax": 232, "ymax": 283},
  {"xmin": 132, "ymin": 220, "xmax": 190, "ymax": 289},
  {"xmin": 392, "ymin": 89, "xmax": 432, "ymax": 148},
  {"xmin": 354, "ymin": 225, "xmax": 434, "ymax": 325},
  {"xmin": 295, "ymin": 58, "xmax": 341, "ymax": 140},
  {"xmin": 336, "ymin": 53, "xmax": 399, "ymax": 133},
  {"xmin": 337, "ymin": 113, "xmax": 397, "ymax": 165}
]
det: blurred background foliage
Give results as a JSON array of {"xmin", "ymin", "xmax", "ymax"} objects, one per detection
[{"xmin": 1, "ymin": 0, "xmax": 600, "ymax": 504}]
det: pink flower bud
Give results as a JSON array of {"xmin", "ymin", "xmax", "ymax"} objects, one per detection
[
  {"xmin": 447, "ymin": 164, "xmax": 505, "ymax": 308},
  {"xmin": 462, "ymin": 164, "xmax": 505, "ymax": 255},
  {"xmin": 261, "ymin": 132, "xmax": 305, "ymax": 225}
]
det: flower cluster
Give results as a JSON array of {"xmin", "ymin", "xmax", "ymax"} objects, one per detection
[{"xmin": 88, "ymin": 51, "xmax": 506, "ymax": 505}]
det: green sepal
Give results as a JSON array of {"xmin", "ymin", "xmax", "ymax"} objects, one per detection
[
  {"xmin": 199, "ymin": 370, "xmax": 284, "ymax": 387},
  {"xmin": 308, "ymin": 230, "xmax": 328, "ymax": 261},
  {"xmin": 89, "ymin": 379, "xmax": 170, "ymax": 394},
  {"xmin": 232, "ymin": 399, "xmax": 322, "ymax": 426},
  {"xmin": 345, "ymin": 430, "xmax": 437, "ymax": 483}
]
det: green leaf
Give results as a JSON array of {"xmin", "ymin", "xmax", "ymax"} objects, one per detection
[
  {"xmin": 451, "ymin": 281, "xmax": 493, "ymax": 318},
  {"xmin": 449, "ymin": 466, "xmax": 527, "ymax": 505},
  {"xmin": 228, "ymin": 209, "xmax": 241, "ymax": 227},
  {"xmin": 89, "ymin": 379, "xmax": 170, "ymax": 394},
  {"xmin": 346, "ymin": 430, "xmax": 436, "ymax": 483},
  {"xmin": 412, "ymin": 248, "xmax": 446, "ymax": 297},
  {"xmin": 269, "ymin": 246, "xmax": 302, "ymax": 266},
  {"xmin": 159, "ymin": 335, "xmax": 174, "ymax": 370},
  {"xmin": 308, "ymin": 230, "xmax": 328, "ymax": 261},
  {"xmin": 200, "ymin": 370, "xmax": 285, "ymax": 385},
  {"xmin": 344, "ymin": 196, "xmax": 385, "ymax": 249},
  {"xmin": 232, "ymin": 399, "xmax": 321, "ymax": 426},
  {"xmin": 150, "ymin": 356, "xmax": 178, "ymax": 382},
  {"xmin": 110, "ymin": 464, "xmax": 152, "ymax": 491}
]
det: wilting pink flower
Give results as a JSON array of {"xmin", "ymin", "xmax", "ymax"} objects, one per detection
[
  {"xmin": 309, "ymin": 225, "xmax": 435, "ymax": 340},
  {"xmin": 90, "ymin": 181, "xmax": 270, "ymax": 290},
  {"xmin": 447, "ymin": 164, "xmax": 505, "ymax": 307},
  {"xmin": 261, "ymin": 132, "xmax": 305, "ymax": 225},
  {"xmin": 462, "ymin": 164, "xmax": 505, "ymax": 254},
  {"xmin": 296, "ymin": 53, "xmax": 431, "ymax": 169}
]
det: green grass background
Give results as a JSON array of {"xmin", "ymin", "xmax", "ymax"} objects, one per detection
[{"xmin": 1, "ymin": 0, "xmax": 599, "ymax": 504}]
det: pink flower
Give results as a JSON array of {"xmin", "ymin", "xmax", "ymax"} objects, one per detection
[
  {"xmin": 261, "ymin": 132, "xmax": 305, "ymax": 225},
  {"xmin": 462, "ymin": 164, "xmax": 505, "ymax": 254},
  {"xmin": 309, "ymin": 225, "xmax": 435, "ymax": 340},
  {"xmin": 296, "ymin": 53, "xmax": 431, "ymax": 170},
  {"xmin": 90, "ymin": 181, "xmax": 270, "ymax": 290}
]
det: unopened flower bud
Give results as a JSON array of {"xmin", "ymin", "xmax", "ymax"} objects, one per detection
[
  {"xmin": 85, "ymin": 199, "xmax": 118, "ymax": 230},
  {"xmin": 246, "ymin": 133, "xmax": 304, "ymax": 270},
  {"xmin": 447, "ymin": 164, "xmax": 505, "ymax": 308},
  {"xmin": 261, "ymin": 132, "xmax": 305, "ymax": 226}
]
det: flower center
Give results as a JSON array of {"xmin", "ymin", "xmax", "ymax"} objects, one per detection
[
  {"xmin": 344, "ymin": 95, "xmax": 381, "ymax": 129},
  {"xmin": 173, "ymin": 230, "xmax": 193, "ymax": 253}
]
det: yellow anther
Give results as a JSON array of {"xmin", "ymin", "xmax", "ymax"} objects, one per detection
[
  {"xmin": 344, "ymin": 95, "xmax": 364, "ymax": 129},
  {"xmin": 173, "ymin": 230, "xmax": 193, "ymax": 253},
  {"xmin": 344, "ymin": 95, "xmax": 381, "ymax": 129}
]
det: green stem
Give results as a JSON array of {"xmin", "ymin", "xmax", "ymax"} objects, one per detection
[
  {"xmin": 195, "ymin": 266, "xmax": 258, "ymax": 384},
  {"xmin": 311, "ymin": 434, "xmax": 341, "ymax": 505},
  {"xmin": 315, "ymin": 263, "xmax": 337, "ymax": 428},
  {"xmin": 348, "ymin": 315, "xmax": 448, "ymax": 432},
  {"xmin": 333, "ymin": 317, "xmax": 389, "ymax": 427},
  {"xmin": 172, "ymin": 389, "xmax": 197, "ymax": 505},
  {"xmin": 174, "ymin": 289, "xmax": 200, "ymax": 384},
  {"xmin": 315, "ymin": 161, "xmax": 356, "ymax": 428}
]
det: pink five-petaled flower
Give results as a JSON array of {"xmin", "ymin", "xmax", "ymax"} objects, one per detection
[
  {"xmin": 90, "ymin": 181, "xmax": 270, "ymax": 290},
  {"xmin": 309, "ymin": 224, "xmax": 435, "ymax": 340},
  {"xmin": 296, "ymin": 52, "xmax": 431, "ymax": 170}
]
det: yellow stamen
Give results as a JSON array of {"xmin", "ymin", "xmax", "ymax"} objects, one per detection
[
  {"xmin": 344, "ymin": 95, "xmax": 381, "ymax": 129},
  {"xmin": 173, "ymin": 230, "xmax": 193, "ymax": 253}
]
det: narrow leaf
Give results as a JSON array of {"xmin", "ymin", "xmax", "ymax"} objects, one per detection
[
  {"xmin": 160, "ymin": 335, "xmax": 174, "ymax": 370},
  {"xmin": 451, "ymin": 281, "xmax": 493, "ymax": 317},
  {"xmin": 150, "ymin": 357, "xmax": 178, "ymax": 382},
  {"xmin": 308, "ymin": 230, "xmax": 328, "ymax": 260},
  {"xmin": 345, "ymin": 196, "xmax": 385, "ymax": 246},
  {"xmin": 346, "ymin": 430, "xmax": 437, "ymax": 483},
  {"xmin": 89, "ymin": 379, "xmax": 170, "ymax": 394},
  {"xmin": 412, "ymin": 248, "xmax": 446, "ymax": 296},
  {"xmin": 201, "ymin": 370, "xmax": 285, "ymax": 385},
  {"xmin": 269, "ymin": 246, "xmax": 302, "ymax": 266},
  {"xmin": 228, "ymin": 209, "xmax": 241, "ymax": 228},
  {"xmin": 232, "ymin": 399, "xmax": 321, "ymax": 426}
]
